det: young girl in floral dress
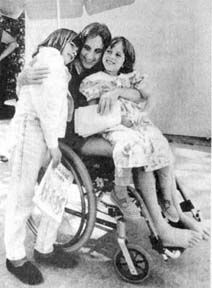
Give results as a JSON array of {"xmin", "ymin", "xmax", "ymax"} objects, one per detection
[{"xmin": 80, "ymin": 36, "xmax": 179, "ymax": 222}]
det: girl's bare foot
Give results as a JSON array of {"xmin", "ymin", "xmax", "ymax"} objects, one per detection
[
  {"xmin": 179, "ymin": 213, "xmax": 210, "ymax": 240},
  {"xmin": 158, "ymin": 223, "xmax": 202, "ymax": 248}
]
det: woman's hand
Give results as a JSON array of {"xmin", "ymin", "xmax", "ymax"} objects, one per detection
[
  {"xmin": 18, "ymin": 60, "xmax": 50, "ymax": 86},
  {"xmin": 49, "ymin": 147, "xmax": 62, "ymax": 169},
  {"xmin": 97, "ymin": 89, "xmax": 120, "ymax": 115}
]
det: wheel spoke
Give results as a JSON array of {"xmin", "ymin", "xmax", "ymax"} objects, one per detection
[
  {"xmin": 114, "ymin": 246, "xmax": 150, "ymax": 283},
  {"xmin": 28, "ymin": 144, "xmax": 96, "ymax": 252}
]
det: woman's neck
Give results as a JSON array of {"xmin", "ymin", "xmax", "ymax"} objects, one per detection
[{"xmin": 74, "ymin": 58, "xmax": 103, "ymax": 76}]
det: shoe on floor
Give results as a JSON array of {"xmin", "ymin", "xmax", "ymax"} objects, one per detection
[
  {"xmin": 6, "ymin": 259, "xmax": 44, "ymax": 285},
  {"xmin": 162, "ymin": 200, "xmax": 180, "ymax": 223},
  {"xmin": 34, "ymin": 246, "xmax": 78, "ymax": 269},
  {"xmin": 110, "ymin": 190, "xmax": 141, "ymax": 220}
]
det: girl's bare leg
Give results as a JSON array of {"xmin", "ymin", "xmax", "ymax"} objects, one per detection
[
  {"xmin": 80, "ymin": 136, "xmax": 207, "ymax": 243},
  {"xmin": 133, "ymin": 168, "xmax": 202, "ymax": 248},
  {"xmin": 155, "ymin": 166, "xmax": 179, "ymax": 222}
]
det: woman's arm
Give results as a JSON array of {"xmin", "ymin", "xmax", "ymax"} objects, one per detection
[
  {"xmin": 16, "ymin": 58, "xmax": 50, "ymax": 97},
  {"xmin": 98, "ymin": 72, "xmax": 151, "ymax": 115},
  {"xmin": 0, "ymin": 30, "xmax": 18, "ymax": 62},
  {"xmin": 17, "ymin": 63, "xmax": 50, "ymax": 87},
  {"xmin": 121, "ymin": 87, "xmax": 152, "ymax": 112},
  {"xmin": 113, "ymin": 87, "xmax": 146, "ymax": 103},
  {"xmin": 98, "ymin": 87, "xmax": 151, "ymax": 115}
]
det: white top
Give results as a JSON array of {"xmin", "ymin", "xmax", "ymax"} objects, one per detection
[{"xmin": 14, "ymin": 47, "xmax": 72, "ymax": 149}]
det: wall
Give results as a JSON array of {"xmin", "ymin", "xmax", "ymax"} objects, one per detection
[{"xmin": 25, "ymin": 0, "xmax": 211, "ymax": 137}]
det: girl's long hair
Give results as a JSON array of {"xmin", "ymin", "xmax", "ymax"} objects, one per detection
[{"xmin": 32, "ymin": 28, "xmax": 80, "ymax": 58}]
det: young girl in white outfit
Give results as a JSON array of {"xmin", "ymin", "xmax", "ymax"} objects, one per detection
[
  {"xmin": 80, "ymin": 36, "xmax": 179, "ymax": 222},
  {"xmin": 4, "ymin": 29, "xmax": 79, "ymax": 285}
]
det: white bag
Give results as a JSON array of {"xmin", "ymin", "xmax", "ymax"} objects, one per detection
[{"xmin": 74, "ymin": 102, "xmax": 121, "ymax": 137}]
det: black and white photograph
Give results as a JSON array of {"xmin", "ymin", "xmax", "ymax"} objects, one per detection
[{"xmin": 0, "ymin": 1, "xmax": 210, "ymax": 287}]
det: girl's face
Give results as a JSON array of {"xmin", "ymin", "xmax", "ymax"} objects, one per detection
[
  {"xmin": 102, "ymin": 42, "xmax": 125, "ymax": 76},
  {"xmin": 80, "ymin": 35, "xmax": 104, "ymax": 70},
  {"xmin": 62, "ymin": 42, "xmax": 78, "ymax": 65}
]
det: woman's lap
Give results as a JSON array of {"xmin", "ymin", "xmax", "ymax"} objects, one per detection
[
  {"xmin": 64, "ymin": 120, "xmax": 113, "ymax": 157},
  {"xmin": 63, "ymin": 131, "xmax": 166, "ymax": 200},
  {"xmin": 80, "ymin": 135, "xmax": 113, "ymax": 157}
]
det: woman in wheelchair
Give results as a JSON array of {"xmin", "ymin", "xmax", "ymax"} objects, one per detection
[{"xmin": 17, "ymin": 23, "xmax": 209, "ymax": 254}]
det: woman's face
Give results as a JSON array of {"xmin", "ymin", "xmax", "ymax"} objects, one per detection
[
  {"xmin": 62, "ymin": 42, "xmax": 78, "ymax": 65},
  {"xmin": 102, "ymin": 42, "xmax": 125, "ymax": 76},
  {"xmin": 80, "ymin": 35, "xmax": 104, "ymax": 70}
]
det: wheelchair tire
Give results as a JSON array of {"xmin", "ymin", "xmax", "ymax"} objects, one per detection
[
  {"xmin": 114, "ymin": 244, "xmax": 151, "ymax": 284},
  {"xmin": 27, "ymin": 142, "xmax": 96, "ymax": 252}
]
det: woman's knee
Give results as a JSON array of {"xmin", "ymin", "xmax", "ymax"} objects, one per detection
[{"xmin": 81, "ymin": 136, "xmax": 113, "ymax": 157}]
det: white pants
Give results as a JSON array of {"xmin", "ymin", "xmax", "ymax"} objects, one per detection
[{"xmin": 4, "ymin": 115, "xmax": 60, "ymax": 261}]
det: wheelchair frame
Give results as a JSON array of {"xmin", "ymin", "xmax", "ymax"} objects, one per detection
[{"xmin": 27, "ymin": 142, "xmax": 202, "ymax": 284}]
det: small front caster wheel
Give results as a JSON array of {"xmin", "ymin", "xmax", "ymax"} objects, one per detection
[{"xmin": 113, "ymin": 244, "xmax": 151, "ymax": 283}]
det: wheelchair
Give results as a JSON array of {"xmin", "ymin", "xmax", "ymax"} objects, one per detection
[{"xmin": 27, "ymin": 142, "xmax": 202, "ymax": 284}]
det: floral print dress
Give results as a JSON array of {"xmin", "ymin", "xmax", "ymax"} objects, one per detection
[{"xmin": 79, "ymin": 71, "xmax": 173, "ymax": 175}]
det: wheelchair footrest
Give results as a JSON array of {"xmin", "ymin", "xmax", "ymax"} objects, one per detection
[
  {"xmin": 149, "ymin": 235, "xmax": 184, "ymax": 261},
  {"xmin": 162, "ymin": 247, "xmax": 184, "ymax": 261},
  {"xmin": 149, "ymin": 235, "xmax": 164, "ymax": 254}
]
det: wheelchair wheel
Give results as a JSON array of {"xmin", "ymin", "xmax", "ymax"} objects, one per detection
[
  {"xmin": 27, "ymin": 143, "xmax": 96, "ymax": 252},
  {"xmin": 114, "ymin": 244, "xmax": 151, "ymax": 284}
]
